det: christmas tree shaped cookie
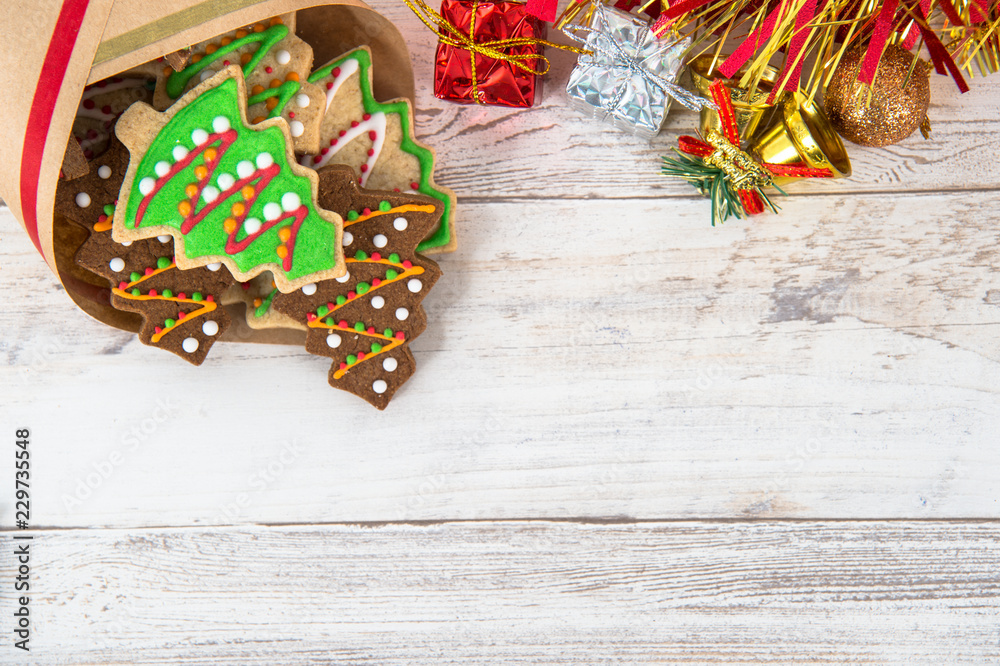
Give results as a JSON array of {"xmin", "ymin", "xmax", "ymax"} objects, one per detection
[
  {"xmin": 270, "ymin": 165, "xmax": 443, "ymax": 409},
  {"xmin": 301, "ymin": 47, "xmax": 457, "ymax": 254},
  {"xmin": 57, "ymin": 137, "xmax": 236, "ymax": 364},
  {"xmin": 114, "ymin": 67, "xmax": 345, "ymax": 293},
  {"xmin": 152, "ymin": 14, "xmax": 326, "ymax": 154}
]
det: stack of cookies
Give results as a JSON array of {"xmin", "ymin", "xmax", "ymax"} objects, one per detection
[{"xmin": 56, "ymin": 13, "xmax": 455, "ymax": 409}]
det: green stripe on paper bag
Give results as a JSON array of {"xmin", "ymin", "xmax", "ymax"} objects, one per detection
[{"xmin": 93, "ymin": 0, "xmax": 268, "ymax": 65}]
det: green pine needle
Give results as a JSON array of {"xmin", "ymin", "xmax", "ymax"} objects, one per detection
[{"xmin": 661, "ymin": 149, "xmax": 784, "ymax": 227}]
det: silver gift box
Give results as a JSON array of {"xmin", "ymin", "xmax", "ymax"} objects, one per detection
[{"xmin": 565, "ymin": 5, "xmax": 689, "ymax": 140}]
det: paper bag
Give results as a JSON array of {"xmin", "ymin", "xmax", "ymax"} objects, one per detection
[{"xmin": 0, "ymin": 0, "xmax": 415, "ymax": 344}]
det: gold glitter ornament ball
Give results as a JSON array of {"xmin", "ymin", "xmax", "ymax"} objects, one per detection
[{"xmin": 824, "ymin": 43, "xmax": 930, "ymax": 147}]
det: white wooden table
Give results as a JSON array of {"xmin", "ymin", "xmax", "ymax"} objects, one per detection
[{"xmin": 2, "ymin": 1, "xmax": 1000, "ymax": 662}]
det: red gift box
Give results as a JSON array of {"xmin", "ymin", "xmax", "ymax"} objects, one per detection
[{"xmin": 433, "ymin": 0, "xmax": 546, "ymax": 107}]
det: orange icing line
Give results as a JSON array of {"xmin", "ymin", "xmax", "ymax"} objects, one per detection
[
  {"xmin": 317, "ymin": 264, "xmax": 424, "ymax": 315},
  {"xmin": 345, "ymin": 204, "xmax": 436, "ymax": 227},
  {"xmin": 333, "ymin": 338, "xmax": 404, "ymax": 380},
  {"xmin": 93, "ymin": 219, "xmax": 113, "ymax": 232},
  {"xmin": 112, "ymin": 288, "xmax": 217, "ymax": 343},
  {"xmin": 124, "ymin": 263, "xmax": 176, "ymax": 288}
]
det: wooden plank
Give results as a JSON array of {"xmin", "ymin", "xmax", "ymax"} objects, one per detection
[
  {"xmin": 3, "ymin": 188, "xmax": 999, "ymax": 527},
  {"xmin": 11, "ymin": 521, "xmax": 1000, "ymax": 664}
]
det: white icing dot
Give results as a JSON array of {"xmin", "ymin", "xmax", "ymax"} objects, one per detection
[
  {"xmin": 372, "ymin": 234, "xmax": 388, "ymax": 248},
  {"xmin": 182, "ymin": 337, "xmax": 199, "ymax": 353},
  {"xmin": 172, "ymin": 145, "xmax": 189, "ymax": 161},
  {"xmin": 138, "ymin": 177, "xmax": 155, "ymax": 195},
  {"xmin": 276, "ymin": 49, "xmax": 291, "ymax": 65},
  {"xmin": 263, "ymin": 203, "xmax": 282, "ymax": 221},
  {"xmin": 370, "ymin": 295, "xmax": 385, "ymax": 309},
  {"xmin": 393, "ymin": 217, "xmax": 408, "ymax": 231},
  {"xmin": 236, "ymin": 160, "xmax": 254, "ymax": 179},
  {"xmin": 281, "ymin": 192, "xmax": 301, "ymax": 212},
  {"xmin": 192, "ymin": 129, "xmax": 209, "ymax": 145},
  {"xmin": 407, "ymin": 279, "xmax": 423, "ymax": 293},
  {"xmin": 301, "ymin": 282, "xmax": 317, "ymax": 296},
  {"xmin": 75, "ymin": 192, "xmax": 91, "ymax": 208},
  {"xmin": 217, "ymin": 173, "xmax": 235, "ymax": 191},
  {"xmin": 120, "ymin": 240, "xmax": 133, "ymax": 247},
  {"xmin": 256, "ymin": 152, "xmax": 274, "ymax": 169},
  {"xmin": 109, "ymin": 257, "xmax": 125, "ymax": 272},
  {"xmin": 199, "ymin": 69, "xmax": 216, "ymax": 82},
  {"xmin": 383, "ymin": 357, "xmax": 398, "ymax": 372},
  {"xmin": 326, "ymin": 333, "xmax": 342, "ymax": 348},
  {"xmin": 244, "ymin": 218, "xmax": 262, "ymax": 234},
  {"xmin": 336, "ymin": 271, "xmax": 350, "ymax": 284},
  {"xmin": 289, "ymin": 120, "xmax": 304, "ymax": 137},
  {"xmin": 157, "ymin": 235, "xmax": 171, "ymax": 243},
  {"xmin": 372, "ymin": 379, "xmax": 388, "ymax": 394},
  {"xmin": 202, "ymin": 186, "xmax": 220, "ymax": 203},
  {"xmin": 206, "ymin": 262, "xmax": 221, "ymax": 271},
  {"xmin": 295, "ymin": 93, "xmax": 310, "ymax": 108},
  {"xmin": 97, "ymin": 165, "xmax": 111, "ymax": 179},
  {"xmin": 342, "ymin": 231, "xmax": 353, "ymax": 246},
  {"xmin": 202, "ymin": 320, "xmax": 219, "ymax": 336},
  {"xmin": 154, "ymin": 161, "xmax": 171, "ymax": 177},
  {"xmin": 212, "ymin": 116, "xmax": 231, "ymax": 133},
  {"xmin": 395, "ymin": 307, "xmax": 409, "ymax": 321}
]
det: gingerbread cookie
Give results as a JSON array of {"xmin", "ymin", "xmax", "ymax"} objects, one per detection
[
  {"xmin": 72, "ymin": 72, "xmax": 157, "ymax": 160},
  {"xmin": 113, "ymin": 67, "xmax": 346, "ymax": 293},
  {"xmin": 152, "ymin": 14, "xmax": 325, "ymax": 154},
  {"xmin": 57, "ymin": 137, "xmax": 236, "ymax": 364},
  {"xmin": 301, "ymin": 47, "xmax": 457, "ymax": 254},
  {"xmin": 270, "ymin": 165, "xmax": 443, "ymax": 409}
]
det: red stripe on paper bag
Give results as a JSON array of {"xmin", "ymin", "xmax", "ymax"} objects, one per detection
[{"xmin": 20, "ymin": 0, "xmax": 91, "ymax": 255}]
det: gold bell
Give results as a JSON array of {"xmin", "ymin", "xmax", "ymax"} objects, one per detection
[
  {"xmin": 689, "ymin": 55, "xmax": 784, "ymax": 140},
  {"xmin": 748, "ymin": 91, "xmax": 852, "ymax": 185}
]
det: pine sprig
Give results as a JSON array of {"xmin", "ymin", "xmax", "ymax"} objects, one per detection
[{"xmin": 661, "ymin": 149, "xmax": 782, "ymax": 227}]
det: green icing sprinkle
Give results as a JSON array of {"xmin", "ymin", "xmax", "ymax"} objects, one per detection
[
  {"xmin": 253, "ymin": 288, "xmax": 277, "ymax": 318},
  {"xmin": 346, "ymin": 354, "xmax": 357, "ymax": 365},
  {"xmin": 247, "ymin": 80, "xmax": 300, "ymax": 120},
  {"xmin": 131, "ymin": 288, "xmax": 141, "ymax": 296},
  {"xmin": 157, "ymin": 257, "xmax": 171, "ymax": 269},
  {"xmin": 371, "ymin": 342, "xmax": 382, "ymax": 353},
  {"xmin": 356, "ymin": 282, "xmax": 370, "ymax": 295},
  {"xmin": 354, "ymin": 322, "xmax": 364, "ymax": 332},
  {"xmin": 354, "ymin": 250, "xmax": 368, "ymax": 261},
  {"xmin": 130, "ymin": 271, "xmax": 141, "ymax": 283},
  {"xmin": 378, "ymin": 201, "xmax": 391, "ymax": 212},
  {"xmin": 385, "ymin": 269, "xmax": 398, "ymax": 280},
  {"xmin": 162, "ymin": 289, "xmax": 173, "ymax": 298},
  {"xmin": 388, "ymin": 253, "xmax": 401, "ymax": 264},
  {"xmin": 383, "ymin": 328, "xmax": 393, "ymax": 338},
  {"xmin": 308, "ymin": 48, "xmax": 453, "ymax": 252},
  {"xmin": 335, "ymin": 295, "xmax": 346, "ymax": 305},
  {"xmin": 347, "ymin": 210, "xmax": 359, "ymax": 221},
  {"xmin": 325, "ymin": 316, "xmax": 334, "ymax": 326},
  {"xmin": 316, "ymin": 305, "xmax": 330, "ymax": 317},
  {"xmin": 166, "ymin": 23, "xmax": 289, "ymax": 99},
  {"xmin": 164, "ymin": 318, "xmax": 176, "ymax": 328},
  {"xmin": 192, "ymin": 292, "xmax": 203, "ymax": 302},
  {"xmin": 103, "ymin": 204, "xmax": 115, "ymax": 216}
]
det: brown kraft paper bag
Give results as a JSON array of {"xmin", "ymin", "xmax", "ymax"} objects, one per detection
[{"xmin": 0, "ymin": 0, "xmax": 415, "ymax": 344}]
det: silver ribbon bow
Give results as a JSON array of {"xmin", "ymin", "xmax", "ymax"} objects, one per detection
[{"xmin": 565, "ymin": 3, "xmax": 715, "ymax": 113}]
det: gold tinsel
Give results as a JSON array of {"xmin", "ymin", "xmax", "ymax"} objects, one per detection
[{"xmin": 823, "ymin": 44, "xmax": 931, "ymax": 147}]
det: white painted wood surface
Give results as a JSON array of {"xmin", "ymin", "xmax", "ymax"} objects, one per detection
[
  {"xmin": 9, "ymin": 521, "xmax": 1000, "ymax": 664},
  {"xmin": 2, "ymin": 0, "xmax": 1000, "ymax": 661}
]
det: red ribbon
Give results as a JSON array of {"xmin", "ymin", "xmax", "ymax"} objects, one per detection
[
  {"xmin": 767, "ymin": 0, "xmax": 823, "ymax": 103},
  {"xmin": 677, "ymin": 80, "xmax": 832, "ymax": 216}
]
